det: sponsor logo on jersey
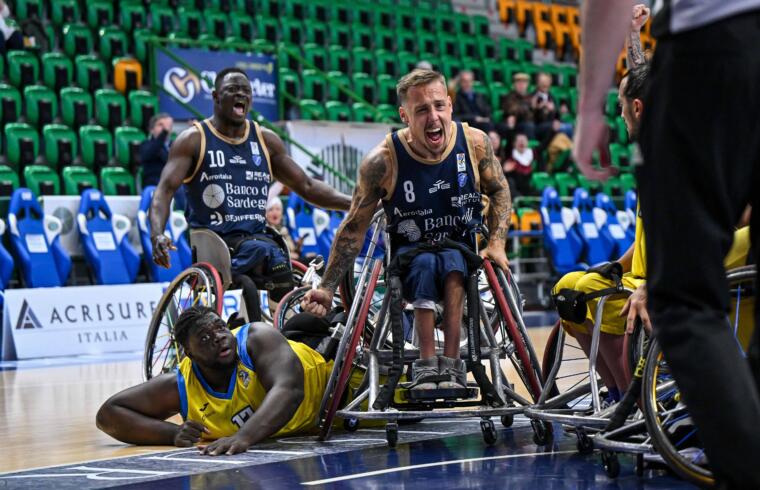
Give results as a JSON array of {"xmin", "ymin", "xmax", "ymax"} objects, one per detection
[
  {"xmin": 423, "ymin": 207, "xmax": 474, "ymax": 231},
  {"xmin": 209, "ymin": 211, "xmax": 223, "ymax": 226},
  {"xmin": 250, "ymin": 142, "xmax": 260, "ymax": 155},
  {"xmin": 200, "ymin": 172, "xmax": 232, "ymax": 182},
  {"xmin": 458, "ymin": 172, "xmax": 468, "ymax": 187},
  {"xmin": 393, "ymin": 207, "xmax": 432, "ymax": 217},
  {"xmin": 246, "ymin": 170, "xmax": 254, "ymax": 181},
  {"xmin": 229, "ymin": 155, "xmax": 246, "ymax": 165},
  {"xmin": 450, "ymin": 192, "xmax": 480, "ymax": 208},
  {"xmin": 202, "ymin": 184, "xmax": 226, "ymax": 209},
  {"xmin": 457, "ymin": 153, "xmax": 466, "ymax": 172},
  {"xmin": 397, "ymin": 219, "xmax": 422, "ymax": 242},
  {"xmin": 428, "ymin": 179, "xmax": 451, "ymax": 194}
]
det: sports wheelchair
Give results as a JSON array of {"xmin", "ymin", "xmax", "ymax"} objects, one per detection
[
  {"xmin": 282, "ymin": 210, "xmax": 546, "ymax": 446},
  {"xmin": 142, "ymin": 225, "xmax": 309, "ymax": 380}
]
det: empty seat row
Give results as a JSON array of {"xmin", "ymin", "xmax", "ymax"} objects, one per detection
[{"xmin": 0, "ymin": 164, "xmax": 139, "ymax": 197}]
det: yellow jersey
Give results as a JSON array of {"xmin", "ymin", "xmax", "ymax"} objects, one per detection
[
  {"xmin": 631, "ymin": 205, "xmax": 646, "ymax": 279},
  {"xmin": 176, "ymin": 324, "xmax": 333, "ymax": 441}
]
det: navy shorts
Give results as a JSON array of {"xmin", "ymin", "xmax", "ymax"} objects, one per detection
[
  {"xmin": 397, "ymin": 246, "xmax": 468, "ymax": 303},
  {"xmin": 230, "ymin": 238, "xmax": 289, "ymax": 277}
]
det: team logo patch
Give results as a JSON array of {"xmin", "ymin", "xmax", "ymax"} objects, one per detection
[
  {"xmin": 252, "ymin": 155, "xmax": 262, "ymax": 167},
  {"xmin": 458, "ymin": 172, "xmax": 468, "ymax": 187},
  {"xmin": 229, "ymin": 155, "xmax": 246, "ymax": 165},
  {"xmin": 238, "ymin": 370, "xmax": 250, "ymax": 388},
  {"xmin": 397, "ymin": 219, "xmax": 422, "ymax": 242},
  {"xmin": 456, "ymin": 153, "xmax": 466, "ymax": 172},
  {"xmin": 202, "ymin": 184, "xmax": 225, "ymax": 209},
  {"xmin": 429, "ymin": 179, "xmax": 451, "ymax": 194},
  {"xmin": 250, "ymin": 141, "xmax": 260, "ymax": 155}
]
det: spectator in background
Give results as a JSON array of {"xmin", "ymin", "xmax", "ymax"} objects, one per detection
[
  {"xmin": 502, "ymin": 133, "xmax": 533, "ymax": 196},
  {"xmin": 501, "ymin": 73, "xmax": 535, "ymax": 140},
  {"xmin": 265, "ymin": 197, "xmax": 302, "ymax": 260},
  {"xmin": 0, "ymin": 1, "xmax": 24, "ymax": 54},
  {"xmin": 533, "ymin": 73, "xmax": 574, "ymax": 142},
  {"xmin": 452, "ymin": 70, "xmax": 493, "ymax": 133},
  {"xmin": 141, "ymin": 113, "xmax": 185, "ymax": 209}
]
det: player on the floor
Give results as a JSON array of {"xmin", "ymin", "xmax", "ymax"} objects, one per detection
[
  {"xmin": 150, "ymin": 67, "xmax": 351, "ymax": 315},
  {"xmin": 301, "ymin": 69, "xmax": 512, "ymax": 392},
  {"xmin": 96, "ymin": 306, "xmax": 336, "ymax": 455}
]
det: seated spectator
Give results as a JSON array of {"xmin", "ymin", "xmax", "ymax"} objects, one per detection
[
  {"xmin": 501, "ymin": 73, "xmax": 535, "ymax": 140},
  {"xmin": 0, "ymin": 1, "xmax": 24, "ymax": 54},
  {"xmin": 502, "ymin": 133, "xmax": 533, "ymax": 196},
  {"xmin": 265, "ymin": 197, "xmax": 302, "ymax": 260},
  {"xmin": 532, "ymin": 73, "xmax": 573, "ymax": 142},
  {"xmin": 452, "ymin": 70, "xmax": 493, "ymax": 133}
]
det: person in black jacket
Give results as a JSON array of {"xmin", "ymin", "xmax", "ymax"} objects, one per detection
[
  {"xmin": 141, "ymin": 113, "xmax": 186, "ymax": 209},
  {"xmin": 452, "ymin": 70, "xmax": 493, "ymax": 133}
]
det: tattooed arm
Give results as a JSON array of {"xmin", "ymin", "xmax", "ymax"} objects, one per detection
[
  {"xmin": 626, "ymin": 4, "xmax": 649, "ymax": 69},
  {"xmin": 472, "ymin": 128, "xmax": 511, "ymax": 271},
  {"xmin": 301, "ymin": 143, "xmax": 391, "ymax": 316}
]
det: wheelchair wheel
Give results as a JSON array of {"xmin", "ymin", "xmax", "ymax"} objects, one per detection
[
  {"xmin": 642, "ymin": 339, "xmax": 714, "ymax": 488},
  {"xmin": 272, "ymin": 271, "xmax": 360, "ymax": 331},
  {"xmin": 622, "ymin": 319, "xmax": 647, "ymax": 388},
  {"xmin": 143, "ymin": 263, "xmax": 223, "ymax": 381},
  {"xmin": 317, "ymin": 260, "xmax": 383, "ymax": 441}
]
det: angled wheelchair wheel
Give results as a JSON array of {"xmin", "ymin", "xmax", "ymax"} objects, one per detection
[
  {"xmin": 272, "ymin": 271, "xmax": 359, "ymax": 331},
  {"xmin": 622, "ymin": 319, "xmax": 647, "ymax": 388},
  {"xmin": 143, "ymin": 263, "xmax": 223, "ymax": 381}
]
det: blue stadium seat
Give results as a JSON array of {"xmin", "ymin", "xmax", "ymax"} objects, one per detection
[
  {"xmin": 572, "ymin": 188, "xmax": 615, "ymax": 266},
  {"xmin": 137, "ymin": 186, "xmax": 191, "ymax": 282},
  {"xmin": 0, "ymin": 218, "xmax": 14, "ymax": 289},
  {"xmin": 624, "ymin": 190, "xmax": 638, "ymax": 242},
  {"xmin": 286, "ymin": 194, "xmax": 320, "ymax": 258},
  {"xmin": 77, "ymin": 189, "xmax": 140, "ymax": 285},
  {"xmin": 594, "ymin": 193, "xmax": 634, "ymax": 258},
  {"xmin": 7, "ymin": 188, "xmax": 71, "ymax": 287},
  {"xmin": 540, "ymin": 187, "xmax": 586, "ymax": 275}
]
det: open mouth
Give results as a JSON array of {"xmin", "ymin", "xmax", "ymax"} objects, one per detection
[
  {"xmin": 425, "ymin": 127, "xmax": 443, "ymax": 145},
  {"xmin": 233, "ymin": 101, "xmax": 246, "ymax": 117},
  {"xmin": 218, "ymin": 346, "xmax": 232, "ymax": 358}
]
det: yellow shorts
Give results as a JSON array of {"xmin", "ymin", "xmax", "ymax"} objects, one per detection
[{"xmin": 553, "ymin": 271, "xmax": 646, "ymax": 336}]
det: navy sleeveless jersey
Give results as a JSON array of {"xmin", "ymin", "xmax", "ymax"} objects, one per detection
[
  {"xmin": 184, "ymin": 119, "xmax": 272, "ymax": 237},
  {"xmin": 382, "ymin": 122, "xmax": 483, "ymax": 252}
]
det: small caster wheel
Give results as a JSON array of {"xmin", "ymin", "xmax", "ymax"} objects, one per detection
[
  {"xmin": 385, "ymin": 422, "xmax": 398, "ymax": 448},
  {"xmin": 635, "ymin": 453, "xmax": 644, "ymax": 477},
  {"xmin": 343, "ymin": 417, "xmax": 359, "ymax": 432},
  {"xmin": 481, "ymin": 419, "xmax": 498, "ymax": 445},
  {"xmin": 500, "ymin": 414, "xmax": 514, "ymax": 428},
  {"xmin": 531, "ymin": 420, "xmax": 551, "ymax": 445},
  {"xmin": 577, "ymin": 431, "xmax": 594, "ymax": 454},
  {"xmin": 601, "ymin": 451, "xmax": 620, "ymax": 478}
]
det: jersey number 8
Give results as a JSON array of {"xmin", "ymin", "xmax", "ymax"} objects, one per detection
[{"xmin": 403, "ymin": 180, "xmax": 415, "ymax": 203}]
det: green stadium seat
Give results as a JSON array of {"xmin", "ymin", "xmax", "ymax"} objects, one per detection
[
  {"xmin": 459, "ymin": 36, "xmax": 479, "ymax": 60},
  {"xmin": 396, "ymin": 31, "xmax": 417, "ymax": 55},
  {"xmin": 437, "ymin": 34, "xmax": 459, "ymax": 59},
  {"xmin": 16, "ymin": 0, "xmax": 44, "ymax": 20},
  {"xmin": 619, "ymin": 173, "xmax": 636, "ymax": 194},
  {"xmin": 94, "ymin": 89, "xmax": 127, "ymax": 130},
  {"xmin": 4, "ymin": 123, "xmax": 39, "ymax": 170},
  {"xmin": 132, "ymin": 29, "xmax": 153, "ymax": 63},
  {"xmin": 60, "ymin": 87, "xmax": 93, "ymax": 129},
  {"xmin": 326, "ymin": 71, "xmax": 351, "ymax": 103},
  {"xmin": 0, "ymin": 55, "xmax": 5, "ymax": 81},
  {"xmin": 351, "ymin": 4, "xmax": 372, "ymax": 27},
  {"xmin": 471, "ymin": 14, "xmax": 490, "ymax": 38},
  {"xmin": 128, "ymin": 90, "xmax": 158, "ymax": 133},
  {"xmin": 325, "ymin": 101, "xmax": 351, "ymax": 122},
  {"xmin": 395, "ymin": 8, "xmax": 415, "ymax": 32},
  {"xmin": 301, "ymin": 70, "xmax": 326, "ymax": 102},
  {"xmin": 397, "ymin": 52, "xmax": 418, "ymax": 77},
  {"xmin": 100, "ymin": 166, "xmax": 136, "ymax": 196},
  {"xmin": 440, "ymin": 56, "xmax": 463, "ymax": 79},
  {"xmin": 415, "ymin": 11, "xmax": 436, "ymax": 32},
  {"xmin": 277, "ymin": 43, "xmax": 300, "ymax": 71},
  {"xmin": 87, "ymin": 0, "xmax": 114, "ymax": 28},
  {"xmin": 303, "ymin": 43, "xmax": 328, "ymax": 71},
  {"xmin": 51, "ymin": 0, "xmax": 80, "ymax": 25},
  {"xmin": 149, "ymin": 4, "xmax": 175, "ymax": 36},
  {"xmin": 305, "ymin": 0, "xmax": 329, "ymax": 22},
  {"xmin": 329, "ymin": 24, "xmax": 350, "ymax": 47},
  {"xmin": 559, "ymin": 65, "xmax": 578, "ymax": 88},
  {"xmin": 351, "ymin": 102, "xmax": 375, "ymax": 123},
  {"xmin": 605, "ymin": 89, "xmax": 620, "ymax": 118},
  {"xmin": 118, "ymin": 2, "xmax": 146, "ymax": 32},
  {"xmin": 374, "ymin": 104, "xmax": 398, "ymax": 123},
  {"xmin": 114, "ymin": 127, "xmax": 145, "ymax": 170},
  {"xmin": 23, "ymin": 85, "xmax": 57, "ymax": 128},
  {"xmin": 42, "ymin": 124, "xmax": 77, "ymax": 169},
  {"xmin": 257, "ymin": 0, "xmax": 282, "ymax": 18},
  {"xmin": 98, "ymin": 26, "xmax": 128, "ymax": 61},
  {"xmin": 577, "ymin": 174, "xmax": 603, "ymax": 194},
  {"xmin": 62, "ymin": 24, "xmax": 93, "ymax": 57},
  {"xmin": 205, "ymin": 10, "xmax": 229, "ymax": 40},
  {"xmin": 304, "ymin": 21, "xmax": 328, "ymax": 46},
  {"xmin": 373, "ymin": 5, "xmax": 395, "ymax": 29},
  {"xmin": 351, "ymin": 47, "xmax": 373, "ymax": 76},
  {"xmin": 462, "ymin": 58, "xmax": 485, "ymax": 82},
  {"xmin": 602, "ymin": 176, "xmax": 623, "ymax": 198},
  {"xmin": 177, "ymin": 7, "xmax": 203, "ymax": 39},
  {"xmin": 40, "ymin": 53, "xmax": 73, "ymax": 93},
  {"xmin": 0, "ymin": 165, "xmax": 20, "ymax": 196},
  {"xmin": 477, "ymin": 37, "xmax": 498, "ymax": 62},
  {"xmin": 609, "ymin": 142, "xmax": 631, "ymax": 169},
  {"xmin": 7, "ymin": 50, "xmax": 39, "ymax": 87},
  {"xmin": 611, "ymin": 117, "xmax": 628, "ymax": 144},
  {"xmin": 0, "ymin": 84, "xmax": 21, "ymax": 126},
  {"xmin": 351, "ymin": 26, "xmax": 373, "ymax": 50},
  {"xmin": 330, "ymin": 1, "xmax": 351, "ymax": 24},
  {"xmin": 24, "ymin": 165, "xmax": 61, "ymax": 196},
  {"xmin": 284, "ymin": 0, "xmax": 309, "ymax": 19},
  {"xmin": 79, "ymin": 125, "xmax": 113, "ymax": 170},
  {"xmin": 375, "ymin": 27, "xmax": 395, "ymax": 52},
  {"xmin": 417, "ymin": 32, "xmax": 438, "ymax": 58},
  {"xmin": 375, "ymin": 50, "xmax": 398, "ymax": 78},
  {"xmin": 351, "ymin": 73, "xmax": 376, "ymax": 104},
  {"xmin": 281, "ymin": 18, "xmax": 304, "ymax": 45},
  {"xmin": 230, "ymin": 14, "xmax": 255, "ymax": 42},
  {"xmin": 530, "ymin": 172, "xmax": 555, "ymax": 193},
  {"xmin": 279, "ymin": 68, "xmax": 300, "ymax": 111},
  {"xmin": 62, "ymin": 166, "xmax": 98, "ymax": 195},
  {"xmin": 376, "ymin": 74, "xmax": 397, "ymax": 105},
  {"xmin": 327, "ymin": 45, "xmax": 350, "ymax": 73},
  {"xmin": 297, "ymin": 99, "xmax": 325, "ymax": 120},
  {"xmin": 256, "ymin": 16, "xmax": 279, "ymax": 43},
  {"xmin": 554, "ymin": 173, "xmax": 578, "ymax": 196}
]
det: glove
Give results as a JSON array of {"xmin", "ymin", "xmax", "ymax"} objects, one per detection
[{"xmin": 586, "ymin": 261, "xmax": 623, "ymax": 281}]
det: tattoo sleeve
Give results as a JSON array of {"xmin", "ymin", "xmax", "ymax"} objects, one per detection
[
  {"xmin": 478, "ymin": 133, "xmax": 512, "ymax": 244},
  {"xmin": 319, "ymin": 151, "xmax": 387, "ymax": 292},
  {"xmin": 626, "ymin": 29, "xmax": 646, "ymax": 69}
]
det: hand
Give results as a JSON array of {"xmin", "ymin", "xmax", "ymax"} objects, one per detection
[
  {"xmin": 572, "ymin": 112, "xmax": 614, "ymax": 181},
  {"xmin": 197, "ymin": 434, "xmax": 251, "ymax": 456},
  {"xmin": 301, "ymin": 287, "xmax": 334, "ymax": 317},
  {"xmin": 481, "ymin": 243, "xmax": 509, "ymax": 272},
  {"xmin": 151, "ymin": 233, "xmax": 177, "ymax": 268},
  {"xmin": 173, "ymin": 420, "xmax": 209, "ymax": 447},
  {"xmin": 620, "ymin": 283, "xmax": 651, "ymax": 335},
  {"xmin": 631, "ymin": 4, "xmax": 650, "ymax": 32}
]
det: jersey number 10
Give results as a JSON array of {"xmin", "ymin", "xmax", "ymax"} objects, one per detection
[{"xmin": 208, "ymin": 150, "xmax": 226, "ymax": 168}]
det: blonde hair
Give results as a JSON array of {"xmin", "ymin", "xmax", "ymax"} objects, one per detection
[{"xmin": 396, "ymin": 69, "xmax": 447, "ymax": 105}]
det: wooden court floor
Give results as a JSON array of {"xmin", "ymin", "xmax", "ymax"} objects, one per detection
[{"xmin": 0, "ymin": 326, "xmax": 556, "ymax": 474}]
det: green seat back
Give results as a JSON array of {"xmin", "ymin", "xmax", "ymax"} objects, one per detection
[
  {"xmin": 94, "ymin": 89, "xmax": 127, "ymax": 129},
  {"xmin": 42, "ymin": 124, "xmax": 78, "ymax": 169},
  {"xmin": 62, "ymin": 24, "xmax": 93, "ymax": 57},
  {"xmin": 114, "ymin": 127, "xmax": 146, "ymax": 168},
  {"xmin": 60, "ymin": 87, "xmax": 93, "ymax": 128},
  {"xmin": 4, "ymin": 123, "xmax": 40, "ymax": 170},
  {"xmin": 24, "ymin": 165, "xmax": 61, "ymax": 196},
  {"xmin": 79, "ymin": 125, "xmax": 113, "ymax": 169},
  {"xmin": 98, "ymin": 26, "xmax": 128, "ymax": 61},
  {"xmin": 7, "ymin": 50, "xmax": 40, "ymax": 87},
  {"xmin": 23, "ymin": 85, "xmax": 58, "ymax": 127},
  {"xmin": 51, "ymin": 0, "xmax": 80, "ymax": 25},
  {"xmin": 128, "ymin": 90, "xmax": 158, "ymax": 132},
  {"xmin": 41, "ymin": 52, "xmax": 73, "ymax": 92},
  {"xmin": 120, "ymin": 2, "xmax": 147, "ymax": 31},
  {"xmin": 62, "ymin": 166, "xmax": 98, "ymax": 195},
  {"xmin": 100, "ymin": 166, "xmax": 136, "ymax": 196},
  {"xmin": 0, "ymin": 84, "xmax": 22, "ymax": 124},
  {"xmin": 87, "ymin": 0, "xmax": 114, "ymax": 28},
  {"xmin": 0, "ymin": 165, "xmax": 20, "ymax": 196},
  {"xmin": 75, "ymin": 55, "xmax": 106, "ymax": 91},
  {"xmin": 298, "ymin": 99, "xmax": 325, "ymax": 120}
]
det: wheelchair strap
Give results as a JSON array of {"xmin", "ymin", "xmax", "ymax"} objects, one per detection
[
  {"xmin": 372, "ymin": 274, "xmax": 405, "ymax": 411},
  {"xmin": 386, "ymin": 238, "xmax": 484, "ymax": 277}
]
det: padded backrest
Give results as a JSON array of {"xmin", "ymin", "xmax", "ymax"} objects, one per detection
[
  {"xmin": 572, "ymin": 188, "xmax": 614, "ymax": 266},
  {"xmin": 594, "ymin": 192, "xmax": 634, "ymax": 259},
  {"xmin": 77, "ymin": 189, "xmax": 140, "ymax": 284},
  {"xmin": 7, "ymin": 187, "xmax": 71, "ymax": 287},
  {"xmin": 540, "ymin": 186, "xmax": 585, "ymax": 274},
  {"xmin": 137, "ymin": 186, "xmax": 191, "ymax": 282},
  {"xmin": 286, "ymin": 194, "xmax": 320, "ymax": 258},
  {"xmin": 0, "ymin": 219, "xmax": 15, "ymax": 289}
]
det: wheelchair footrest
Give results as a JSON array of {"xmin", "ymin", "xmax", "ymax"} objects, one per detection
[{"xmin": 399, "ymin": 383, "xmax": 478, "ymax": 401}]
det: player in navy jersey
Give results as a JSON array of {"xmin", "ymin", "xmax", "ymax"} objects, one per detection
[
  {"xmin": 302, "ymin": 69, "xmax": 512, "ymax": 391},
  {"xmin": 150, "ymin": 68, "xmax": 351, "ymax": 313}
]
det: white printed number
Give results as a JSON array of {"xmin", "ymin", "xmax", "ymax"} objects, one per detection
[
  {"xmin": 403, "ymin": 180, "xmax": 416, "ymax": 203},
  {"xmin": 208, "ymin": 150, "xmax": 226, "ymax": 168}
]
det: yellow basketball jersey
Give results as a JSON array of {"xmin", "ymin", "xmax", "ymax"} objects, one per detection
[
  {"xmin": 631, "ymin": 205, "xmax": 646, "ymax": 279},
  {"xmin": 176, "ymin": 324, "xmax": 333, "ymax": 441}
]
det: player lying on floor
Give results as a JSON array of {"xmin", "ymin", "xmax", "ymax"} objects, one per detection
[{"xmin": 96, "ymin": 306, "xmax": 340, "ymax": 456}]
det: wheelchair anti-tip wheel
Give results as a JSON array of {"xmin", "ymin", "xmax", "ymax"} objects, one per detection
[{"xmin": 143, "ymin": 262, "xmax": 223, "ymax": 381}]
